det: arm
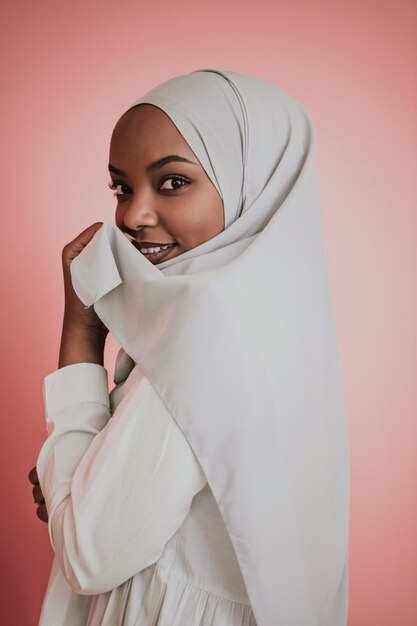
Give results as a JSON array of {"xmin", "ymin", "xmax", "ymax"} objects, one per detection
[{"xmin": 36, "ymin": 361, "xmax": 207, "ymax": 596}]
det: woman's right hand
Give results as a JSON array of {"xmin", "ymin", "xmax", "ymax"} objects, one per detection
[
  {"xmin": 59, "ymin": 222, "xmax": 110, "ymax": 368},
  {"xmin": 61, "ymin": 222, "xmax": 109, "ymax": 337}
]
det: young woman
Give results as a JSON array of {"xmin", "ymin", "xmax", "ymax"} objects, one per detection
[{"xmin": 29, "ymin": 69, "xmax": 350, "ymax": 626}]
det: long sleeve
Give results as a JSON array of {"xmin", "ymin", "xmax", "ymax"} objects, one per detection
[{"xmin": 36, "ymin": 361, "xmax": 207, "ymax": 596}]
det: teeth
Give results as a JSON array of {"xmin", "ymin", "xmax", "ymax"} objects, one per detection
[{"xmin": 142, "ymin": 245, "xmax": 171, "ymax": 254}]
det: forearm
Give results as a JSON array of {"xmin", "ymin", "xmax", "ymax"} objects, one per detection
[
  {"xmin": 36, "ymin": 363, "xmax": 207, "ymax": 595},
  {"xmin": 59, "ymin": 315, "xmax": 106, "ymax": 369}
]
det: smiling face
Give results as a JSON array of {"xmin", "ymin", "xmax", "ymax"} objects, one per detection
[{"xmin": 109, "ymin": 104, "xmax": 225, "ymax": 264}]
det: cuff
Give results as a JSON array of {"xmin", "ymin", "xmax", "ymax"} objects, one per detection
[{"xmin": 43, "ymin": 363, "xmax": 110, "ymax": 417}]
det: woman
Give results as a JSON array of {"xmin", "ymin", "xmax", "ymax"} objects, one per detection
[{"xmin": 29, "ymin": 69, "xmax": 350, "ymax": 626}]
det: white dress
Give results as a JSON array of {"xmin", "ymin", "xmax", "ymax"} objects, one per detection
[{"xmin": 36, "ymin": 355, "xmax": 257, "ymax": 626}]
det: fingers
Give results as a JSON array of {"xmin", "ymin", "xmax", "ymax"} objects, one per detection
[
  {"xmin": 67, "ymin": 222, "xmax": 104, "ymax": 248},
  {"xmin": 28, "ymin": 466, "xmax": 39, "ymax": 485},
  {"xmin": 32, "ymin": 483, "xmax": 45, "ymax": 504},
  {"xmin": 28, "ymin": 465, "xmax": 49, "ymax": 523},
  {"xmin": 62, "ymin": 222, "xmax": 104, "ymax": 264},
  {"xmin": 36, "ymin": 503, "xmax": 49, "ymax": 523}
]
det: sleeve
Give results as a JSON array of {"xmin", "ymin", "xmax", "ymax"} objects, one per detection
[{"xmin": 36, "ymin": 361, "xmax": 207, "ymax": 596}]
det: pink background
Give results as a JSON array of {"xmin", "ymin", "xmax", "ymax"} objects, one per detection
[{"xmin": 1, "ymin": 1, "xmax": 416, "ymax": 624}]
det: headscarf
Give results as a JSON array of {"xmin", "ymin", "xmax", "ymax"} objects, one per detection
[{"xmin": 70, "ymin": 69, "xmax": 350, "ymax": 626}]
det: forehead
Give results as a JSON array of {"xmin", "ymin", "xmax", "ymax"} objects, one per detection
[{"xmin": 110, "ymin": 104, "xmax": 193, "ymax": 159}]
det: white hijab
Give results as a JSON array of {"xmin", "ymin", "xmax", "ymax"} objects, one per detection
[{"xmin": 71, "ymin": 69, "xmax": 350, "ymax": 626}]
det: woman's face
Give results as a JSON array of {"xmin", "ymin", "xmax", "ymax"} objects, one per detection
[{"xmin": 109, "ymin": 104, "xmax": 225, "ymax": 264}]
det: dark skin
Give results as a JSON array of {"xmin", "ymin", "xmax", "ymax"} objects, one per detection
[
  {"xmin": 29, "ymin": 104, "xmax": 225, "ymax": 522},
  {"xmin": 28, "ymin": 466, "xmax": 48, "ymax": 523}
]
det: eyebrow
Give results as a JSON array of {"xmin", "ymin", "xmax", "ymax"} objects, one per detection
[{"xmin": 108, "ymin": 155, "xmax": 198, "ymax": 176}]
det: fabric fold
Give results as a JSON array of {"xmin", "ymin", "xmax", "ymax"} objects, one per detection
[{"xmin": 70, "ymin": 220, "xmax": 127, "ymax": 306}]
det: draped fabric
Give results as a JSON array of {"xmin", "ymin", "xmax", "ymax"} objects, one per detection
[{"xmin": 70, "ymin": 69, "xmax": 350, "ymax": 626}]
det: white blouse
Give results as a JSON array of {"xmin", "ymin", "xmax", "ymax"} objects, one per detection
[{"xmin": 36, "ymin": 360, "xmax": 257, "ymax": 625}]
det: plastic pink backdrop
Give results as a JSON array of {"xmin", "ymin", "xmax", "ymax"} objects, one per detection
[{"xmin": 1, "ymin": 1, "xmax": 416, "ymax": 624}]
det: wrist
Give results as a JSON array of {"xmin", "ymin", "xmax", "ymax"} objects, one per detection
[
  {"xmin": 62, "ymin": 309, "xmax": 108, "ymax": 340},
  {"xmin": 59, "ymin": 319, "xmax": 106, "ymax": 369}
]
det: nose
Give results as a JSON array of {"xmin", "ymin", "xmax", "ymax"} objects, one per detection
[{"xmin": 119, "ymin": 193, "xmax": 159, "ymax": 231}]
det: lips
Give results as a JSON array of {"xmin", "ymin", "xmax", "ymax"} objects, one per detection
[{"xmin": 120, "ymin": 232, "xmax": 177, "ymax": 263}]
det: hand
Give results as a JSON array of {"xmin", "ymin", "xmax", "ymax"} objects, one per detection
[
  {"xmin": 28, "ymin": 466, "xmax": 48, "ymax": 523},
  {"xmin": 62, "ymin": 222, "xmax": 109, "ymax": 338}
]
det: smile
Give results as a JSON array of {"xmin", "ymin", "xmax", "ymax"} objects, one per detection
[
  {"xmin": 121, "ymin": 232, "xmax": 178, "ymax": 263},
  {"xmin": 131, "ymin": 241, "xmax": 177, "ymax": 263},
  {"xmin": 140, "ymin": 244, "xmax": 174, "ymax": 253}
]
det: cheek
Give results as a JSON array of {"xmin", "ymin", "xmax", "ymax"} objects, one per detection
[
  {"xmin": 180, "ymin": 213, "xmax": 208, "ymax": 244},
  {"xmin": 217, "ymin": 199, "xmax": 225, "ymax": 231},
  {"xmin": 163, "ymin": 187, "xmax": 224, "ymax": 245},
  {"xmin": 208, "ymin": 194, "xmax": 225, "ymax": 233},
  {"xmin": 198, "ymin": 194, "xmax": 224, "ymax": 236}
]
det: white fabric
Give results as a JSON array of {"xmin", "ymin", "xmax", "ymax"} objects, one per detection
[
  {"xmin": 37, "ymin": 360, "xmax": 257, "ymax": 625},
  {"xmin": 42, "ymin": 68, "xmax": 350, "ymax": 625}
]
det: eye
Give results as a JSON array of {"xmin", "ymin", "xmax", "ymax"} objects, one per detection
[
  {"xmin": 159, "ymin": 176, "xmax": 190, "ymax": 191},
  {"xmin": 108, "ymin": 181, "xmax": 131, "ymax": 197}
]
